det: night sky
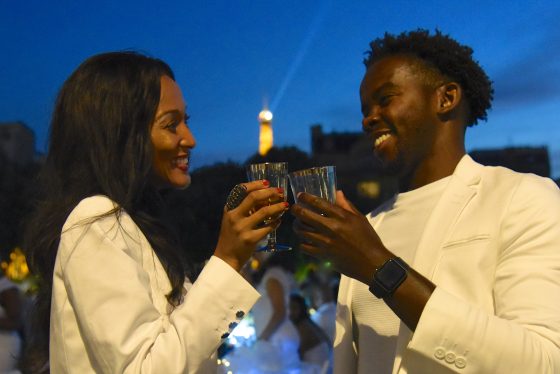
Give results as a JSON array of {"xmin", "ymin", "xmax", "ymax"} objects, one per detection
[{"xmin": 1, "ymin": 0, "xmax": 559, "ymax": 175}]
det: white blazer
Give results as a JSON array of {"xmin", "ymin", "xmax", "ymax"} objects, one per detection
[
  {"xmin": 334, "ymin": 155, "xmax": 560, "ymax": 373},
  {"xmin": 50, "ymin": 196, "xmax": 260, "ymax": 373}
]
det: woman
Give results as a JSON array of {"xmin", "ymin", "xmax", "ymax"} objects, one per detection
[{"xmin": 24, "ymin": 51, "xmax": 287, "ymax": 373}]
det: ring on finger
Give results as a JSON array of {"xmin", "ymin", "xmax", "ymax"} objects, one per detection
[{"xmin": 225, "ymin": 184, "xmax": 248, "ymax": 211}]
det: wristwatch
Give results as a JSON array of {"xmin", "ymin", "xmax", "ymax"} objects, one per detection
[{"xmin": 369, "ymin": 257, "xmax": 409, "ymax": 299}]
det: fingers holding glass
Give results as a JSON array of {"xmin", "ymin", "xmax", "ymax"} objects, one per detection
[
  {"xmin": 215, "ymin": 186, "xmax": 287, "ymax": 271},
  {"xmin": 225, "ymin": 184, "xmax": 248, "ymax": 211},
  {"xmin": 225, "ymin": 180, "xmax": 279, "ymax": 212},
  {"xmin": 288, "ymin": 166, "xmax": 337, "ymax": 204},
  {"xmin": 246, "ymin": 162, "xmax": 291, "ymax": 252},
  {"xmin": 232, "ymin": 185, "xmax": 285, "ymax": 217}
]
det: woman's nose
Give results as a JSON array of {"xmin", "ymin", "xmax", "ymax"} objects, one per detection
[{"xmin": 179, "ymin": 125, "xmax": 196, "ymax": 149}]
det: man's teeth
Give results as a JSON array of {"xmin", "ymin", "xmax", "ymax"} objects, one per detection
[{"xmin": 374, "ymin": 134, "xmax": 391, "ymax": 147}]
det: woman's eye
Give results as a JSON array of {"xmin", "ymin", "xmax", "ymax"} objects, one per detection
[{"xmin": 165, "ymin": 121, "xmax": 179, "ymax": 130}]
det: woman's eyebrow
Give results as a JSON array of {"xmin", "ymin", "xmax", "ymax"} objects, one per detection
[{"xmin": 155, "ymin": 109, "xmax": 184, "ymax": 121}]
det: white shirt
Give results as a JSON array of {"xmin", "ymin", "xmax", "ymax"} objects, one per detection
[{"xmin": 352, "ymin": 177, "xmax": 450, "ymax": 374}]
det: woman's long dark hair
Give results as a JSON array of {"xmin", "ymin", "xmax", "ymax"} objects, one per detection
[{"xmin": 23, "ymin": 51, "xmax": 189, "ymax": 372}]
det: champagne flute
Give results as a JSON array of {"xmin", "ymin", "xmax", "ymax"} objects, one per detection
[{"xmin": 246, "ymin": 162, "xmax": 291, "ymax": 252}]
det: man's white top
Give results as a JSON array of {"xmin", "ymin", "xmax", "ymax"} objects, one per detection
[
  {"xmin": 334, "ymin": 155, "xmax": 560, "ymax": 373},
  {"xmin": 352, "ymin": 176, "xmax": 450, "ymax": 374}
]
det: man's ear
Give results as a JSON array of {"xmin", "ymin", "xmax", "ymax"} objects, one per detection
[{"xmin": 436, "ymin": 82, "xmax": 462, "ymax": 115}]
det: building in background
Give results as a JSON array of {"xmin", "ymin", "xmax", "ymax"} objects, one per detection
[
  {"xmin": 0, "ymin": 122, "xmax": 36, "ymax": 166},
  {"xmin": 310, "ymin": 124, "xmax": 397, "ymax": 213},
  {"xmin": 258, "ymin": 108, "xmax": 273, "ymax": 156},
  {"xmin": 310, "ymin": 124, "xmax": 553, "ymax": 213},
  {"xmin": 470, "ymin": 146, "xmax": 550, "ymax": 177}
]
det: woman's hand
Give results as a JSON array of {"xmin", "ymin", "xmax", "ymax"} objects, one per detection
[{"xmin": 214, "ymin": 180, "xmax": 288, "ymax": 272}]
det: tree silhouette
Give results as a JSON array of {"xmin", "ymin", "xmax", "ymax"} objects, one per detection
[
  {"xmin": 0, "ymin": 154, "xmax": 39, "ymax": 261},
  {"xmin": 164, "ymin": 161, "xmax": 246, "ymax": 265}
]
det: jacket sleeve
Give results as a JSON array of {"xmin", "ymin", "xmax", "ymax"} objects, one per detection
[
  {"xmin": 59, "ymin": 217, "xmax": 260, "ymax": 373},
  {"xmin": 407, "ymin": 175, "xmax": 560, "ymax": 373}
]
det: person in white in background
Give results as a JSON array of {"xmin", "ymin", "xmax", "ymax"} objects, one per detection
[
  {"xmin": 289, "ymin": 293, "xmax": 332, "ymax": 373},
  {"xmin": 310, "ymin": 279, "xmax": 339, "ymax": 345},
  {"xmin": 252, "ymin": 252, "xmax": 300, "ymax": 359},
  {"xmin": 0, "ymin": 274, "xmax": 23, "ymax": 373}
]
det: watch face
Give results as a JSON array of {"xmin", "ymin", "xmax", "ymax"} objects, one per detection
[{"xmin": 375, "ymin": 259, "xmax": 407, "ymax": 290}]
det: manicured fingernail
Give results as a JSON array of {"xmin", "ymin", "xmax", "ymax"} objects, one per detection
[
  {"xmin": 284, "ymin": 202, "xmax": 290, "ymax": 208},
  {"xmin": 262, "ymin": 180, "xmax": 270, "ymax": 187},
  {"xmin": 277, "ymin": 187, "xmax": 284, "ymax": 194}
]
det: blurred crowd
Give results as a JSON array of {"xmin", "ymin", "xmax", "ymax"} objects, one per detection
[
  {"xmin": 0, "ymin": 272, "xmax": 25, "ymax": 373},
  {"xmin": 219, "ymin": 251, "xmax": 339, "ymax": 374},
  {"xmin": 1, "ymin": 249, "xmax": 338, "ymax": 374}
]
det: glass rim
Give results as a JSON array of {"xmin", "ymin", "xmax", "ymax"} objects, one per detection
[
  {"xmin": 288, "ymin": 165, "xmax": 335, "ymax": 176},
  {"xmin": 246, "ymin": 161, "xmax": 288, "ymax": 167}
]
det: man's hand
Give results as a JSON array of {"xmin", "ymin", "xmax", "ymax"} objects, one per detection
[
  {"xmin": 291, "ymin": 190, "xmax": 392, "ymax": 284},
  {"xmin": 291, "ymin": 190, "xmax": 435, "ymax": 331}
]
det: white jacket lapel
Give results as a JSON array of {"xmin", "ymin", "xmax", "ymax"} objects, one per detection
[
  {"xmin": 412, "ymin": 155, "xmax": 482, "ymax": 279},
  {"xmin": 392, "ymin": 155, "xmax": 483, "ymax": 373}
]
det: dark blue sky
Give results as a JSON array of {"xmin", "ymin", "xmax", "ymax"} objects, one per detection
[{"xmin": 2, "ymin": 0, "xmax": 559, "ymax": 175}]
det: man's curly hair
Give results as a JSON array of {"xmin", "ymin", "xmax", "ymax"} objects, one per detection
[{"xmin": 364, "ymin": 29, "xmax": 494, "ymax": 127}]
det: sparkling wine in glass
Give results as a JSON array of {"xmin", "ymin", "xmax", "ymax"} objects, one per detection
[{"xmin": 246, "ymin": 162, "xmax": 292, "ymax": 252}]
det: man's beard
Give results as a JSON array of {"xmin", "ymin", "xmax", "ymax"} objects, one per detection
[{"xmin": 376, "ymin": 152, "xmax": 406, "ymax": 177}]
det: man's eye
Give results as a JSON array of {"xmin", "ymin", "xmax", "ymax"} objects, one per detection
[{"xmin": 379, "ymin": 95, "xmax": 393, "ymax": 106}]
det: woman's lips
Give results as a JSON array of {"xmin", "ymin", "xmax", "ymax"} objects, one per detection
[{"xmin": 173, "ymin": 156, "xmax": 189, "ymax": 172}]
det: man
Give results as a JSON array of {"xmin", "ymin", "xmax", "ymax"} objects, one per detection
[{"xmin": 291, "ymin": 29, "xmax": 560, "ymax": 373}]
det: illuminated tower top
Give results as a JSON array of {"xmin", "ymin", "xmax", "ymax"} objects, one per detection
[
  {"xmin": 258, "ymin": 108, "xmax": 273, "ymax": 155},
  {"xmin": 258, "ymin": 109, "xmax": 273, "ymax": 122}
]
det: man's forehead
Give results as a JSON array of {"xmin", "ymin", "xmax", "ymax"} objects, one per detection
[
  {"xmin": 370, "ymin": 55, "xmax": 418, "ymax": 76},
  {"xmin": 362, "ymin": 55, "xmax": 437, "ymax": 92}
]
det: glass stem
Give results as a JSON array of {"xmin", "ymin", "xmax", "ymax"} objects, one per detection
[{"xmin": 268, "ymin": 229, "xmax": 277, "ymax": 251}]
